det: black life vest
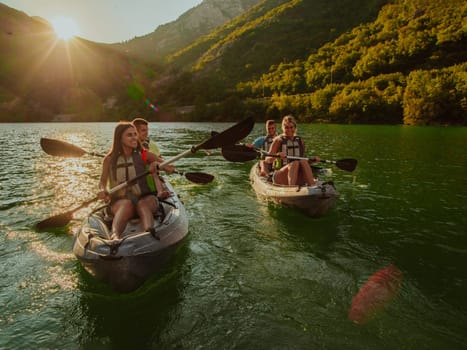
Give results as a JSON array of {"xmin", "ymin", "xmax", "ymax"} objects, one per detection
[
  {"xmin": 279, "ymin": 136, "xmax": 304, "ymax": 164},
  {"xmin": 109, "ymin": 150, "xmax": 154, "ymax": 200},
  {"xmin": 263, "ymin": 134, "xmax": 275, "ymax": 152}
]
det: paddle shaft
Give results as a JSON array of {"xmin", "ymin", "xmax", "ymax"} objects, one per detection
[
  {"xmin": 109, "ymin": 171, "xmax": 149, "ymax": 194},
  {"xmin": 221, "ymin": 144, "xmax": 357, "ymax": 172},
  {"xmin": 158, "ymin": 148, "xmax": 194, "ymax": 168},
  {"xmin": 63, "ymin": 170, "xmax": 149, "ymax": 212},
  {"xmin": 263, "ymin": 152, "xmax": 357, "ymax": 171},
  {"xmin": 262, "ymin": 152, "xmax": 319, "ymax": 163},
  {"xmin": 158, "ymin": 117, "xmax": 254, "ymax": 168},
  {"xmin": 88, "ymin": 151, "xmax": 104, "ymax": 157}
]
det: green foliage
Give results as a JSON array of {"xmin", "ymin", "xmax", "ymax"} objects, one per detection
[
  {"xmin": 403, "ymin": 63, "xmax": 467, "ymax": 125},
  {"xmin": 239, "ymin": 0, "xmax": 466, "ymax": 125},
  {"xmin": 327, "ymin": 75, "xmax": 404, "ymax": 124},
  {"xmin": 127, "ymin": 83, "xmax": 145, "ymax": 101},
  {"xmin": 309, "ymin": 84, "xmax": 345, "ymax": 122}
]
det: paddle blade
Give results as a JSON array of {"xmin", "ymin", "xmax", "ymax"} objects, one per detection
[
  {"xmin": 335, "ymin": 158, "xmax": 358, "ymax": 172},
  {"xmin": 36, "ymin": 196, "xmax": 98, "ymax": 231},
  {"xmin": 184, "ymin": 172, "xmax": 214, "ymax": 184},
  {"xmin": 40, "ymin": 138, "xmax": 86, "ymax": 157},
  {"xmin": 36, "ymin": 211, "xmax": 73, "ymax": 230},
  {"xmin": 221, "ymin": 144, "xmax": 259, "ymax": 162},
  {"xmin": 197, "ymin": 117, "xmax": 254, "ymax": 150}
]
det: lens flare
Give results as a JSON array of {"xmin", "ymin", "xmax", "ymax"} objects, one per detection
[
  {"xmin": 349, "ymin": 264, "xmax": 403, "ymax": 324},
  {"xmin": 128, "ymin": 83, "xmax": 159, "ymax": 112}
]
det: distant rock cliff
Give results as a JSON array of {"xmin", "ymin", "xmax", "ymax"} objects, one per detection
[{"xmin": 113, "ymin": 0, "xmax": 261, "ymax": 63}]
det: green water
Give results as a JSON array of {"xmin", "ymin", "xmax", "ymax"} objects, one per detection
[{"xmin": 0, "ymin": 122, "xmax": 466, "ymax": 349}]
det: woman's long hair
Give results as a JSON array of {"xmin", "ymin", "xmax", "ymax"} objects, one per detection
[{"xmin": 108, "ymin": 122, "xmax": 136, "ymax": 180}]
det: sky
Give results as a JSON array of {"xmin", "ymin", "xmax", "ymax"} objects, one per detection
[{"xmin": 2, "ymin": 0, "xmax": 204, "ymax": 43}]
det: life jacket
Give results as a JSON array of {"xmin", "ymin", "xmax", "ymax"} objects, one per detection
[
  {"xmin": 109, "ymin": 150, "xmax": 155, "ymax": 200},
  {"xmin": 279, "ymin": 136, "xmax": 304, "ymax": 165},
  {"xmin": 263, "ymin": 134, "xmax": 275, "ymax": 152},
  {"xmin": 141, "ymin": 148, "xmax": 157, "ymax": 193}
]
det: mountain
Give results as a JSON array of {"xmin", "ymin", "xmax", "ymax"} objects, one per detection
[
  {"xmin": 168, "ymin": 0, "xmax": 386, "ymax": 80},
  {"xmin": 112, "ymin": 0, "xmax": 262, "ymax": 64},
  {"xmin": 152, "ymin": 0, "xmax": 387, "ymax": 108}
]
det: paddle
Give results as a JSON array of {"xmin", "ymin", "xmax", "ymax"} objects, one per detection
[
  {"xmin": 152, "ymin": 117, "xmax": 254, "ymax": 173},
  {"xmin": 36, "ymin": 118, "xmax": 254, "ymax": 230},
  {"xmin": 40, "ymin": 137, "xmax": 105, "ymax": 158},
  {"xmin": 173, "ymin": 171, "xmax": 214, "ymax": 184},
  {"xmin": 221, "ymin": 144, "xmax": 358, "ymax": 172},
  {"xmin": 158, "ymin": 117, "xmax": 254, "ymax": 165},
  {"xmin": 40, "ymin": 137, "xmax": 214, "ymax": 184}
]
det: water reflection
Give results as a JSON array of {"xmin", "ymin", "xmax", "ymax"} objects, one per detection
[{"xmin": 72, "ymin": 243, "xmax": 189, "ymax": 349}]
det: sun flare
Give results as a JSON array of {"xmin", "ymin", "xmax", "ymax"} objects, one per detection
[{"xmin": 51, "ymin": 16, "xmax": 80, "ymax": 40}]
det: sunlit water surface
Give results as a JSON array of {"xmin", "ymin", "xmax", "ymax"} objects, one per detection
[{"xmin": 0, "ymin": 122, "xmax": 466, "ymax": 349}]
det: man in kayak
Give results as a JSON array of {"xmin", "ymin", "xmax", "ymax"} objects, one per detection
[
  {"xmin": 132, "ymin": 117, "xmax": 171, "ymax": 199},
  {"xmin": 265, "ymin": 115, "xmax": 320, "ymax": 186},
  {"xmin": 247, "ymin": 119, "xmax": 277, "ymax": 176},
  {"xmin": 97, "ymin": 122, "xmax": 173, "ymax": 239},
  {"xmin": 132, "ymin": 117, "xmax": 161, "ymax": 156}
]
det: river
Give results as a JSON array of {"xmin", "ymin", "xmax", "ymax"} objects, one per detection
[{"xmin": 0, "ymin": 122, "xmax": 466, "ymax": 349}]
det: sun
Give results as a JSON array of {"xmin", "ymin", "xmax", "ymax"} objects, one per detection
[{"xmin": 50, "ymin": 16, "xmax": 80, "ymax": 40}]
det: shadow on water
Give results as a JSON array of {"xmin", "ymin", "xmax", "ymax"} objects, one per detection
[
  {"xmin": 69, "ymin": 242, "xmax": 190, "ymax": 349},
  {"xmin": 265, "ymin": 203, "xmax": 340, "ymax": 258}
]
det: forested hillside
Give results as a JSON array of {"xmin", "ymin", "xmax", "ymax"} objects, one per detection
[
  {"xmin": 155, "ymin": 0, "xmax": 386, "ymax": 106},
  {"xmin": 239, "ymin": 0, "xmax": 467, "ymax": 125},
  {"xmin": 157, "ymin": 0, "xmax": 466, "ymax": 125}
]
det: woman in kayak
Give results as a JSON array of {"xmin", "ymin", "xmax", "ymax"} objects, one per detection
[
  {"xmin": 265, "ymin": 115, "xmax": 320, "ymax": 186},
  {"xmin": 97, "ymin": 122, "xmax": 173, "ymax": 239}
]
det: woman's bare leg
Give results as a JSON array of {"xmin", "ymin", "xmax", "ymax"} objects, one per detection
[
  {"xmin": 299, "ymin": 159, "xmax": 316, "ymax": 185},
  {"xmin": 111, "ymin": 199, "xmax": 135, "ymax": 239},
  {"xmin": 287, "ymin": 161, "xmax": 300, "ymax": 185},
  {"xmin": 136, "ymin": 195, "xmax": 158, "ymax": 231},
  {"xmin": 272, "ymin": 166, "xmax": 289, "ymax": 185},
  {"xmin": 259, "ymin": 160, "xmax": 269, "ymax": 176}
]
